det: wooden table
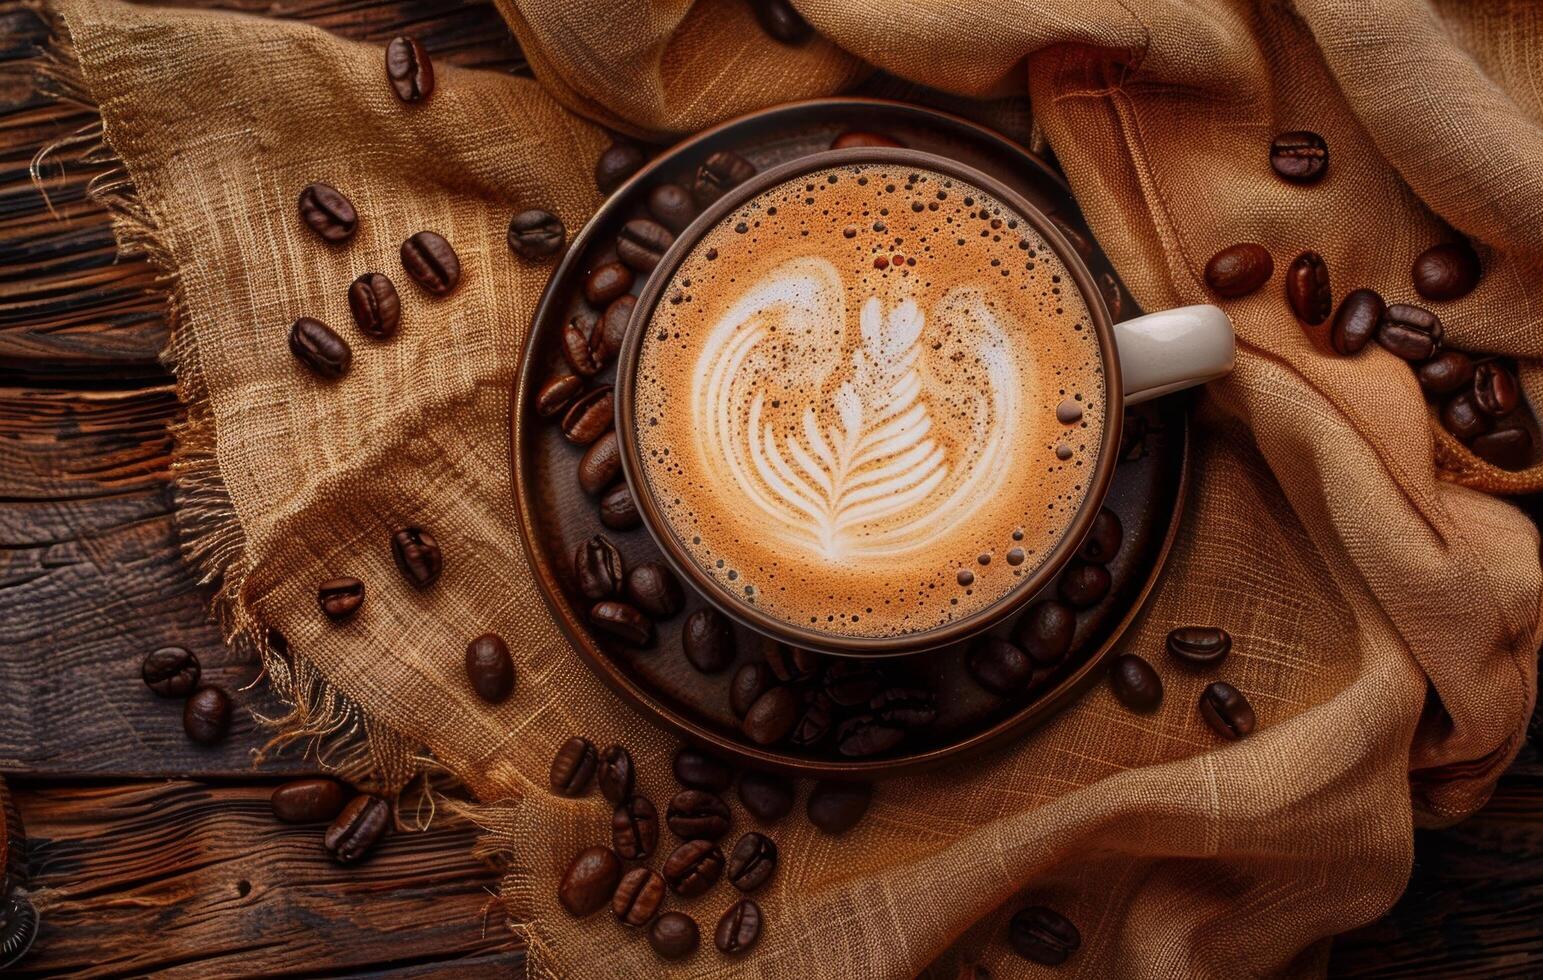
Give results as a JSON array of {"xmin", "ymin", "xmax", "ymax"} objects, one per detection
[{"xmin": 0, "ymin": 2, "xmax": 1537, "ymax": 975}]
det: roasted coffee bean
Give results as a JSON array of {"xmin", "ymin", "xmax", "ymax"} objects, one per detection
[
  {"xmin": 835, "ymin": 714, "xmax": 905, "ymax": 757},
  {"xmin": 683, "ymin": 607, "xmax": 735, "ymax": 673},
  {"xmin": 560, "ymin": 314, "xmax": 601, "ymax": 377},
  {"xmin": 598, "ymin": 482, "xmax": 642, "ymax": 531},
  {"xmin": 325, "ymin": 794, "xmax": 390, "ymax": 865},
  {"xmin": 725, "ymin": 831, "xmax": 777, "ymax": 892},
  {"xmin": 1442, "ymin": 391, "xmax": 1491, "ymax": 441},
  {"xmin": 400, "ymin": 231, "xmax": 461, "ymax": 295},
  {"xmin": 788, "ymin": 691, "xmax": 834, "ymax": 747},
  {"xmin": 649, "ymin": 911, "xmax": 700, "ymax": 960},
  {"xmin": 1269, "ymin": 131, "xmax": 1328, "ymax": 184},
  {"xmin": 1471, "ymin": 425, "xmax": 1533, "ymax": 470},
  {"xmin": 667, "ymin": 789, "xmax": 731, "ymax": 840},
  {"xmin": 141, "ymin": 645, "xmax": 200, "ymax": 697},
  {"xmin": 590, "ymin": 600, "xmax": 654, "ymax": 646},
  {"xmin": 806, "ymin": 780, "xmax": 870, "ymax": 835},
  {"xmin": 289, "ymin": 317, "xmax": 351, "ymax": 379},
  {"xmin": 1098, "ymin": 271, "xmax": 1126, "ymax": 321},
  {"xmin": 1417, "ymin": 350, "xmax": 1474, "ymax": 396},
  {"xmin": 595, "ymin": 142, "xmax": 646, "ymax": 194},
  {"xmin": 750, "ymin": 0, "xmax": 812, "ymax": 44},
  {"xmin": 560, "ymin": 385, "xmax": 614, "ymax": 445},
  {"xmin": 385, "ymin": 36, "xmax": 433, "ymax": 103},
  {"xmin": 612, "ymin": 794, "xmax": 660, "ymax": 860},
  {"xmin": 1109, "ymin": 654, "xmax": 1163, "ymax": 712},
  {"xmin": 612, "ymin": 867, "xmax": 666, "ymax": 927},
  {"xmin": 1058, "ymin": 561, "xmax": 1111, "ymax": 608},
  {"xmin": 507, "ymin": 209, "xmax": 565, "ymax": 260},
  {"xmin": 596, "ymin": 744, "xmax": 635, "ymax": 803},
  {"xmin": 823, "ymin": 659, "xmax": 885, "ymax": 707},
  {"xmin": 673, "ymin": 746, "xmax": 733, "ymax": 791},
  {"xmin": 1199, "ymin": 681, "xmax": 1256, "ymax": 739},
  {"xmin": 957, "ymin": 962, "xmax": 992, "ymax": 980},
  {"xmin": 662, "ymin": 838, "xmax": 725, "ymax": 897},
  {"xmin": 1009, "ymin": 905, "xmax": 1081, "ymax": 965},
  {"xmin": 535, "ymin": 373, "xmax": 583, "ymax": 418},
  {"xmin": 738, "ymin": 770, "xmax": 794, "ymax": 823},
  {"xmin": 1049, "ymin": 216, "xmax": 1093, "ymax": 261},
  {"xmin": 578, "ymin": 431, "xmax": 622, "ymax": 496},
  {"xmin": 968, "ymin": 637, "xmax": 1034, "ymax": 695},
  {"xmin": 1377, "ymin": 303, "xmax": 1443, "ymax": 360},
  {"xmin": 616, "ymin": 218, "xmax": 675, "ymax": 272},
  {"xmin": 1204, "ymin": 243, "xmax": 1273, "ymax": 298},
  {"xmin": 742, "ymin": 686, "xmax": 800, "ymax": 745},
  {"xmin": 1285, "ymin": 250, "xmax": 1332, "ymax": 325},
  {"xmin": 1330, "ymin": 288, "xmax": 1384, "ymax": 356},
  {"xmin": 1165, "ymin": 626, "xmax": 1231, "ymax": 668},
  {"xmin": 716, "ymin": 898, "xmax": 763, "ymax": 954},
  {"xmin": 626, "ymin": 561, "xmax": 684, "ymax": 617},
  {"xmin": 1412, "ymin": 241, "xmax": 1481, "ymax": 301},
  {"xmin": 347, "ymin": 273, "xmax": 401, "ymax": 339},
  {"xmin": 831, "ymin": 130, "xmax": 905, "ymax": 149},
  {"xmin": 575, "ymin": 535, "xmax": 625, "ymax": 599},
  {"xmin": 730, "ymin": 662, "xmax": 772, "ymax": 717},
  {"xmin": 765, "ymin": 643, "xmax": 820, "ymax": 683},
  {"xmin": 648, "ymin": 183, "xmax": 699, "ymax": 234},
  {"xmin": 183, "ymin": 685, "xmax": 231, "ymax": 744},
  {"xmin": 558, "ymin": 846, "xmax": 622, "ymax": 917},
  {"xmin": 318, "ymin": 577, "xmax": 365, "ymax": 621},
  {"xmin": 693, "ymin": 150, "xmax": 757, "ymax": 207},
  {"xmin": 1473, "ymin": 362, "xmax": 1519, "ymax": 417},
  {"xmin": 870, "ymin": 687, "xmax": 937, "ymax": 728},
  {"xmin": 597, "ymin": 295, "xmax": 635, "ymax": 362},
  {"xmin": 391, "ymin": 526, "xmax": 442, "ymax": 588},
  {"xmin": 550, "ymin": 736, "xmax": 598, "ymax": 796},
  {"xmin": 297, "ymin": 182, "xmax": 357, "ymax": 243},
  {"xmin": 583, "ymin": 261, "xmax": 634, "ymax": 307},
  {"xmin": 1014, "ymin": 599, "xmax": 1077, "ymax": 665},
  {"xmin": 464, "ymin": 633, "xmax": 515, "ymax": 704},
  {"xmin": 1078, "ymin": 507, "xmax": 1123, "ymax": 563},
  {"xmin": 271, "ymin": 778, "xmax": 346, "ymax": 824}
]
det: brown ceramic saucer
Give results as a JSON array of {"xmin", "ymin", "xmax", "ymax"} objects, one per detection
[{"xmin": 510, "ymin": 97, "xmax": 1190, "ymax": 777}]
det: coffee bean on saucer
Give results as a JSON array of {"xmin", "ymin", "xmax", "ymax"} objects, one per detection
[
  {"xmin": 1416, "ymin": 350, "xmax": 1474, "ymax": 395},
  {"xmin": 765, "ymin": 643, "xmax": 820, "ymax": 683},
  {"xmin": 297, "ymin": 182, "xmax": 357, "ymax": 243},
  {"xmin": 550, "ymin": 735, "xmax": 598, "ymax": 796},
  {"xmin": 742, "ymin": 686, "xmax": 800, "ymax": 745},
  {"xmin": 141, "ymin": 645, "xmax": 200, "ymax": 697},
  {"xmin": 612, "ymin": 794, "xmax": 659, "ymax": 860},
  {"xmin": 738, "ymin": 770, "xmax": 794, "ymax": 823},
  {"xmin": 1165, "ymin": 626, "xmax": 1231, "ymax": 667},
  {"xmin": 1472, "ymin": 362, "xmax": 1519, "ymax": 417},
  {"xmin": 271, "ymin": 778, "xmax": 346, "ymax": 824},
  {"xmin": 385, "ymin": 36, "xmax": 433, "ymax": 103},
  {"xmin": 617, "ymin": 218, "xmax": 675, "ymax": 272},
  {"xmin": 391, "ymin": 526, "xmax": 442, "ymax": 588},
  {"xmin": 183, "ymin": 685, "xmax": 231, "ymax": 744},
  {"xmin": 558, "ymin": 846, "xmax": 622, "ymax": 916},
  {"xmin": 578, "ymin": 431, "xmax": 622, "ymax": 496},
  {"xmin": 1471, "ymin": 426, "xmax": 1533, "ymax": 470},
  {"xmin": 968, "ymin": 637, "xmax": 1033, "ymax": 695},
  {"xmin": 289, "ymin": 317, "xmax": 351, "ymax": 379},
  {"xmin": 1108, "ymin": 654, "xmax": 1163, "ymax": 712},
  {"xmin": 693, "ymin": 150, "xmax": 757, "ymax": 207},
  {"xmin": 749, "ymin": 0, "xmax": 812, "ymax": 44},
  {"xmin": 1204, "ymin": 243, "xmax": 1272, "ymax": 298},
  {"xmin": 1285, "ymin": 250, "xmax": 1332, "ymax": 325},
  {"xmin": 668, "ymin": 789, "xmax": 731, "ymax": 840},
  {"xmin": 807, "ymin": 780, "xmax": 870, "ymax": 835},
  {"xmin": 674, "ymin": 746, "xmax": 733, "ymax": 791},
  {"xmin": 1009, "ymin": 905, "xmax": 1081, "ymax": 965},
  {"xmin": 595, "ymin": 142, "xmax": 646, "ymax": 194},
  {"xmin": 507, "ymin": 209, "xmax": 565, "ymax": 260},
  {"xmin": 1049, "ymin": 216, "xmax": 1093, "ymax": 261},
  {"xmin": 788, "ymin": 691, "xmax": 834, "ymax": 747},
  {"xmin": 835, "ymin": 714, "xmax": 905, "ymax": 757},
  {"xmin": 1199, "ymin": 681, "xmax": 1256, "ymax": 739},
  {"xmin": 1077, "ymin": 507, "xmax": 1122, "ymax": 563},
  {"xmin": 400, "ymin": 231, "xmax": 461, "ymax": 295},
  {"xmin": 1269, "ymin": 131, "xmax": 1328, "ymax": 184},
  {"xmin": 823, "ymin": 659, "xmax": 885, "ymax": 707},
  {"xmin": 1330, "ymin": 288, "xmax": 1384, "ymax": 356},
  {"xmin": 325, "ymin": 794, "xmax": 391, "ymax": 865},
  {"xmin": 597, "ymin": 295, "xmax": 635, "ymax": 362},
  {"xmin": 534, "ymin": 373, "xmax": 582, "ymax": 418},
  {"xmin": 1442, "ymin": 391, "xmax": 1491, "ymax": 441},
  {"xmin": 683, "ymin": 607, "xmax": 735, "ymax": 673},
  {"xmin": 1058, "ymin": 561, "xmax": 1111, "ymax": 608},
  {"xmin": 589, "ymin": 600, "xmax": 654, "ymax": 646},
  {"xmin": 318, "ymin": 577, "xmax": 365, "ymax": 621},
  {"xmin": 348, "ymin": 273, "xmax": 401, "ymax": 339},
  {"xmin": 561, "ymin": 314, "xmax": 602, "ymax": 377},
  {"xmin": 726, "ymin": 831, "xmax": 777, "ymax": 892},
  {"xmin": 612, "ymin": 867, "xmax": 666, "ymax": 927},
  {"xmin": 575, "ymin": 535, "xmax": 625, "ymax": 599},
  {"xmin": 662, "ymin": 838, "xmax": 725, "ymax": 897},
  {"xmin": 1412, "ymin": 241, "xmax": 1481, "ymax": 301},
  {"xmin": 649, "ymin": 911, "xmax": 700, "ymax": 960},
  {"xmin": 465, "ymin": 633, "xmax": 515, "ymax": 704},
  {"xmin": 597, "ymin": 744, "xmax": 635, "ymax": 803},
  {"xmin": 1098, "ymin": 271, "xmax": 1126, "ymax": 321},
  {"xmin": 598, "ymin": 482, "xmax": 642, "ymax": 531},
  {"xmin": 583, "ymin": 261, "xmax": 634, "ymax": 307},
  {"xmin": 869, "ymin": 687, "xmax": 937, "ymax": 728},
  {"xmin": 1377, "ymin": 303, "xmax": 1442, "ymax": 360},
  {"xmin": 647, "ymin": 184, "xmax": 699, "ymax": 234},
  {"xmin": 626, "ymin": 561, "xmax": 684, "ymax": 617},
  {"xmin": 561, "ymin": 385, "xmax": 614, "ymax": 445},
  {"xmin": 730, "ymin": 662, "xmax": 772, "ymax": 717}
]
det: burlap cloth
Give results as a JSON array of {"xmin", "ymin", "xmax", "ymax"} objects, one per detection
[{"xmin": 38, "ymin": 0, "xmax": 1543, "ymax": 975}]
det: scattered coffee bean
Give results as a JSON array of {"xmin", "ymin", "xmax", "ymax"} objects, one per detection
[
  {"xmin": 141, "ymin": 646, "xmax": 200, "ymax": 697},
  {"xmin": 1377, "ymin": 303, "xmax": 1443, "ymax": 361},
  {"xmin": 1330, "ymin": 288, "xmax": 1384, "ymax": 356},
  {"xmin": 1078, "ymin": 507, "xmax": 1123, "ymax": 563},
  {"xmin": 742, "ymin": 686, "xmax": 800, "ymax": 745},
  {"xmin": 789, "ymin": 691, "xmax": 834, "ymax": 747},
  {"xmin": 738, "ymin": 770, "xmax": 794, "ymax": 823},
  {"xmin": 1098, "ymin": 271, "xmax": 1125, "ymax": 321},
  {"xmin": 626, "ymin": 561, "xmax": 684, "ymax": 617},
  {"xmin": 597, "ymin": 295, "xmax": 635, "ymax": 362},
  {"xmin": 289, "ymin": 317, "xmax": 351, "ymax": 379},
  {"xmin": 612, "ymin": 866, "xmax": 666, "ymax": 927},
  {"xmin": 347, "ymin": 273, "xmax": 401, "ymax": 339},
  {"xmin": 391, "ymin": 526, "xmax": 442, "ymax": 588},
  {"xmin": 595, "ymin": 744, "xmax": 635, "ymax": 803},
  {"xmin": 385, "ymin": 36, "xmax": 433, "ymax": 103},
  {"xmin": 1049, "ymin": 216, "xmax": 1093, "ymax": 261},
  {"xmin": 693, "ymin": 150, "xmax": 757, "ymax": 207},
  {"xmin": 182, "ymin": 685, "xmax": 231, "ymax": 744},
  {"xmin": 271, "ymin": 778, "xmax": 346, "ymax": 824},
  {"xmin": 1442, "ymin": 391, "xmax": 1491, "ymax": 441},
  {"xmin": 318, "ymin": 577, "xmax": 365, "ymax": 621},
  {"xmin": 1108, "ymin": 654, "xmax": 1163, "ymax": 712},
  {"xmin": 297, "ymin": 182, "xmax": 357, "ymax": 243},
  {"xmin": 683, "ymin": 607, "xmax": 735, "ymax": 673},
  {"xmin": 589, "ymin": 600, "xmax": 654, "ymax": 646},
  {"xmin": 1009, "ymin": 905, "xmax": 1081, "ymax": 966},
  {"xmin": 325, "ymin": 794, "xmax": 390, "ymax": 865},
  {"xmin": 598, "ymin": 482, "xmax": 642, "ymax": 530},
  {"xmin": 749, "ymin": 0, "xmax": 812, "ymax": 44},
  {"xmin": 1165, "ymin": 626, "xmax": 1231, "ymax": 667},
  {"xmin": 1199, "ymin": 681, "xmax": 1256, "ymax": 739},
  {"xmin": 1473, "ymin": 362, "xmax": 1519, "ymax": 417},
  {"xmin": 823, "ymin": 659, "xmax": 885, "ymax": 707},
  {"xmin": 1416, "ymin": 350, "xmax": 1474, "ymax": 396},
  {"xmin": 730, "ymin": 662, "xmax": 773, "ymax": 717},
  {"xmin": 583, "ymin": 261, "xmax": 634, "ymax": 307},
  {"xmin": 662, "ymin": 838, "xmax": 725, "ymax": 897},
  {"xmin": 560, "ymin": 385, "xmax": 614, "ymax": 445},
  {"xmin": 648, "ymin": 183, "xmax": 699, "ymax": 234},
  {"xmin": 575, "ymin": 535, "xmax": 625, "ymax": 599},
  {"xmin": 870, "ymin": 687, "xmax": 936, "ymax": 728},
  {"xmin": 561, "ymin": 314, "xmax": 602, "ymax": 377},
  {"xmin": 806, "ymin": 780, "xmax": 870, "ymax": 835},
  {"xmin": 649, "ymin": 911, "xmax": 700, "ymax": 960},
  {"xmin": 968, "ymin": 637, "xmax": 1033, "ymax": 695},
  {"xmin": 668, "ymin": 789, "xmax": 731, "ymax": 840},
  {"xmin": 578, "ymin": 431, "xmax": 622, "ymax": 496},
  {"xmin": 558, "ymin": 846, "xmax": 622, "ymax": 917},
  {"xmin": 1058, "ymin": 561, "xmax": 1111, "ymax": 607},
  {"xmin": 617, "ymin": 218, "xmax": 675, "ymax": 272},
  {"xmin": 400, "ymin": 231, "xmax": 461, "ymax": 295},
  {"xmin": 716, "ymin": 898, "xmax": 763, "ymax": 954},
  {"xmin": 1471, "ymin": 425, "xmax": 1532, "ymax": 470},
  {"xmin": 595, "ymin": 142, "xmax": 646, "ymax": 195},
  {"xmin": 725, "ymin": 831, "xmax": 777, "ymax": 892},
  {"xmin": 550, "ymin": 736, "xmax": 598, "ymax": 796},
  {"xmin": 1285, "ymin": 250, "xmax": 1332, "ymax": 325},
  {"xmin": 612, "ymin": 794, "xmax": 659, "ymax": 860},
  {"xmin": 1204, "ymin": 243, "xmax": 1273, "ymax": 298},
  {"xmin": 765, "ymin": 643, "xmax": 820, "ymax": 683},
  {"xmin": 535, "ymin": 373, "xmax": 583, "ymax": 418},
  {"xmin": 464, "ymin": 633, "xmax": 515, "ymax": 704},
  {"xmin": 1412, "ymin": 241, "xmax": 1480, "ymax": 301},
  {"xmin": 1269, "ymin": 131, "xmax": 1328, "ymax": 184},
  {"xmin": 674, "ymin": 746, "xmax": 733, "ymax": 791},
  {"xmin": 835, "ymin": 714, "xmax": 905, "ymax": 757},
  {"xmin": 507, "ymin": 209, "xmax": 565, "ymax": 260},
  {"xmin": 831, "ymin": 130, "xmax": 904, "ymax": 149}
]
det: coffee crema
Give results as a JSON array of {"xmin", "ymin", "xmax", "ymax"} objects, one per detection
[{"xmin": 633, "ymin": 163, "xmax": 1106, "ymax": 639}]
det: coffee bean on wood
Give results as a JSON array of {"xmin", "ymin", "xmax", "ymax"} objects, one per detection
[
  {"xmin": 648, "ymin": 911, "xmax": 700, "ymax": 960},
  {"xmin": 667, "ymin": 789, "xmax": 731, "ymax": 840},
  {"xmin": 662, "ymin": 838, "xmax": 725, "ymax": 897},
  {"xmin": 1330, "ymin": 288, "xmax": 1384, "ymax": 356},
  {"xmin": 558, "ymin": 846, "xmax": 622, "ymax": 917},
  {"xmin": 289, "ymin": 317, "xmax": 351, "ymax": 379},
  {"xmin": 1199, "ymin": 681, "xmax": 1257, "ymax": 739},
  {"xmin": 683, "ymin": 607, "xmax": 735, "ymax": 673},
  {"xmin": 297, "ymin": 182, "xmax": 357, "ymax": 243},
  {"xmin": 1009, "ymin": 905, "xmax": 1081, "ymax": 965},
  {"xmin": 595, "ymin": 142, "xmax": 646, "ymax": 194},
  {"xmin": 574, "ymin": 536, "xmax": 624, "ymax": 599},
  {"xmin": 384, "ymin": 36, "xmax": 433, "ymax": 103},
  {"xmin": 1416, "ymin": 350, "xmax": 1474, "ymax": 395},
  {"xmin": 550, "ymin": 736, "xmax": 598, "ymax": 796},
  {"xmin": 464, "ymin": 633, "xmax": 515, "ymax": 704},
  {"xmin": 1269, "ymin": 131, "xmax": 1328, "ymax": 184},
  {"xmin": 693, "ymin": 151, "xmax": 757, "ymax": 207},
  {"xmin": 507, "ymin": 209, "xmax": 565, "ymax": 260},
  {"xmin": 348, "ymin": 273, "xmax": 401, "ymax": 339},
  {"xmin": 1204, "ymin": 243, "xmax": 1272, "ymax": 298},
  {"xmin": 715, "ymin": 898, "xmax": 763, "ymax": 954},
  {"xmin": 141, "ymin": 646, "xmax": 200, "ymax": 697},
  {"xmin": 1285, "ymin": 250, "xmax": 1332, "ymax": 325},
  {"xmin": 318, "ymin": 577, "xmax": 365, "ymax": 621},
  {"xmin": 612, "ymin": 794, "xmax": 659, "ymax": 860},
  {"xmin": 1108, "ymin": 654, "xmax": 1163, "ymax": 712},
  {"xmin": 626, "ymin": 561, "xmax": 684, "ymax": 617},
  {"xmin": 271, "ymin": 778, "xmax": 346, "ymax": 824},
  {"xmin": 1377, "ymin": 303, "xmax": 1443, "ymax": 360},
  {"xmin": 391, "ymin": 526, "xmax": 442, "ymax": 588},
  {"xmin": 806, "ymin": 780, "xmax": 871, "ymax": 835},
  {"xmin": 737, "ymin": 770, "xmax": 794, "ymax": 823},
  {"xmin": 597, "ymin": 744, "xmax": 635, "ymax": 804},
  {"xmin": 400, "ymin": 231, "xmax": 461, "ymax": 295},
  {"xmin": 183, "ymin": 685, "xmax": 231, "ymax": 744},
  {"xmin": 590, "ymin": 600, "xmax": 654, "ymax": 646},
  {"xmin": 325, "ymin": 794, "xmax": 391, "ymax": 864},
  {"xmin": 612, "ymin": 867, "xmax": 666, "ymax": 927},
  {"xmin": 577, "ymin": 431, "xmax": 622, "ymax": 495},
  {"xmin": 560, "ymin": 385, "xmax": 614, "ymax": 445},
  {"xmin": 1166, "ymin": 626, "xmax": 1231, "ymax": 667},
  {"xmin": 1412, "ymin": 241, "xmax": 1481, "ymax": 301},
  {"xmin": 583, "ymin": 261, "xmax": 634, "ymax": 306}
]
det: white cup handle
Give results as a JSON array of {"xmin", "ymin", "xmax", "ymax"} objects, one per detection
[{"xmin": 1114, "ymin": 304, "xmax": 1236, "ymax": 405}]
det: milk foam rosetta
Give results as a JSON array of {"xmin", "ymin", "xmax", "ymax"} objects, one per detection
[{"xmin": 634, "ymin": 163, "xmax": 1106, "ymax": 638}]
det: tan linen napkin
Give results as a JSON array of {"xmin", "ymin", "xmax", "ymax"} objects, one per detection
[{"xmin": 44, "ymin": 0, "xmax": 1540, "ymax": 975}]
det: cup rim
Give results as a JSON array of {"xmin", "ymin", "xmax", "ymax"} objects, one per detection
[{"xmin": 614, "ymin": 146, "xmax": 1123, "ymax": 656}]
